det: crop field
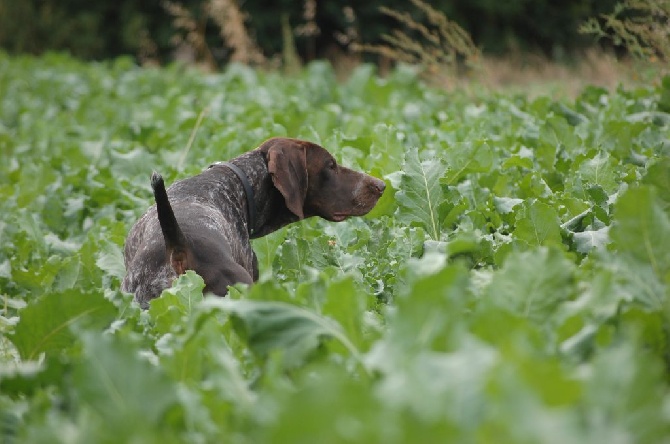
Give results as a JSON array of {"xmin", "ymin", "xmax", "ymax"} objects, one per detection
[{"xmin": 1, "ymin": 52, "xmax": 669, "ymax": 443}]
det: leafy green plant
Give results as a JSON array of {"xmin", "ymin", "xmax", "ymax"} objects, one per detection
[{"xmin": 0, "ymin": 52, "xmax": 669, "ymax": 442}]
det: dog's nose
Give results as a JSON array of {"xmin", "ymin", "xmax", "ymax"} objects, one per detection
[{"xmin": 371, "ymin": 178, "xmax": 386, "ymax": 195}]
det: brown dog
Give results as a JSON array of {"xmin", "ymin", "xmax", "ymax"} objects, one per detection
[{"xmin": 122, "ymin": 138, "xmax": 385, "ymax": 307}]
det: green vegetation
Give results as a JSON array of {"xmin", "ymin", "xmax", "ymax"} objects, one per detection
[{"xmin": 1, "ymin": 52, "xmax": 670, "ymax": 442}]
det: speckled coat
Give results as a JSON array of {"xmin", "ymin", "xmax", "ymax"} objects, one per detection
[{"xmin": 122, "ymin": 138, "xmax": 386, "ymax": 308}]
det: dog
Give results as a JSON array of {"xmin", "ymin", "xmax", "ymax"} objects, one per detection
[{"xmin": 122, "ymin": 137, "xmax": 386, "ymax": 307}]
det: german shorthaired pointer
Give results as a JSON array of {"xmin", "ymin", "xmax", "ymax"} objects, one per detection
[{"xmin": 122, "ymin": 137, "xmax": 386, "ymax": 308}]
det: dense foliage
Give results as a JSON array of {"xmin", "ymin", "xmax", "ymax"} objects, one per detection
[
  {"xmin": 1, "ymin": 52, "xmax": 670, "ymax": 442},
  {"xmin": 0, "ymin": 0, "xmax": 619, "ymax": 63}
]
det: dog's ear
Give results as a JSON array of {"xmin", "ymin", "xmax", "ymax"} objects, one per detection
[{"xmin": 267, "ymin": 140, "xmax": 308, "ymax": 219}]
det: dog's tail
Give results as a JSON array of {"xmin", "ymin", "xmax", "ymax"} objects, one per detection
[{"xmin": 151, "ymin": 172, "xmax": 190, "ymax": 275}]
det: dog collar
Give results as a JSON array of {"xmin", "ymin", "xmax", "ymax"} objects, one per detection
[{"xmin": 209, "ymin": 161, "xmax": 256, "ymax": 236}]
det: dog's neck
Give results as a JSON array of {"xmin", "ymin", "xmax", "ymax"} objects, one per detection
[
  {"xmin": 209, "ymin": 149, "xmax": 300, "ymax": 238},
  {"xmin": 209, "ymin": 161, "xmax": 256, "ymax": 235}
]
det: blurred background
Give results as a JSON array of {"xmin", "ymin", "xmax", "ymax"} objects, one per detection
[{"xmin": 0, "ymin": 0, "xmax": 667, "ymax": 88}]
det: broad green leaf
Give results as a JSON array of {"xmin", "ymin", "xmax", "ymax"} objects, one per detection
[
  {"xmin": 607, "ymin": 253, "xmax": 665, "ymax": 311},
  {"xmin": 583, "ymin": 342, "xmax": 668, "ymax": 442},
  {"xmin": 274, "ymin": 233, "xmax": 321, "ymax": 281},
  {"xmin": 389, "ymin": 263, "xmax": 470, "ymax": 351},
  {"xmin": 0, "ymin": 354, "xmax": 68, "ymax": 397},
  {"xmin": 159, "ymin": 311, "xmax": 255, "ymax": 409},
  {"xmin": 610, "ymin": 186, "xmax": 670, "ymax": 278},
  {"xmin": 321, "ymin": 276, "xmax": 368, "ymax": 350},
  {"xmin": 596, "ymin": 120, "xmax": 647, "ymax": 160},
  {"xmin": 0, "ymin": 259, "xmax": 10, "ymax": 279},
  {"xmin": 514, "ymin": 200, "xmax": 562, "ymax": 247},
  {"xmin": 484, "ymin": 247, "xmax": 574, "ymax": 324},
  {"xmin": 365, "ymin": 177, "xmax": 396, "ymax": 218},
  {"xmin": 368, "ymin": 123, "xmax": 407, "ymax": 173},
  {"xmin": 368, "ymin": 340, "xmax": 496, "ymax": 427},
  {"xmin": 572, "ymin": 226, "xmax": 610, "ymax": 253},
  {"xmin": 258, "ymin": 365, "xmax": 388, "ymax": 444},
  {"xmin": 502, "ymin": 155, "xmax": 534, "ymax": 169},
  {"xmin": 642, "ymin": 157, "xmax": 670, "ymax": 206},
  {"xmin": 446, "ymin": 232, "xmax": 483, "ymax": 258},
  {"xmin": 395, "ymin": 147, "xmax": 444, "ymax": 240},
  {"xmin": 148, "ymin": 271, "xmax": 205, "ymax": 334},
  {"xmin": 578, "ymin": 151, "xmax": 618, "ymax": 194},
  {"xmin": 518, "ymin": 171, "xmax": 553, "ymax": 199},
  {"xmin": 251, "ymin": 228, "xmax": 287, "ymax": 280},
  {"xmin": 71, "ymin": 332, "xmax": 179, "ymax": 434},
  {"xmin": 554, "ymin": 102, "xmax": 588, "ymax": 126},
  {"xmin": 442, "ymin": 140, "xmax": 495, "ymax": 185},
  {"xmin": 539, "ymin": 115, "xmax": 580, "ymax": 163},
  {"xmin": 51, "ymin": 255, "xmax": 81, "ymax": 292},
  {"xmin": 493, "ymin": 196, "xmax": 523, "ymax": 214},
  {"xmin": 11, "ymin": 289, "xmax": 117, "ymax": 360},
  {"xmin": 511, "ymin": 346, "xmax": 583, "ymax": 407},
  {"xmin": 204, "ymin": 297, "xmax": 361, "ymax": 367},
  {"xmin": 95, "ymin": 241, "xmax": 126, "ymax": 279}
]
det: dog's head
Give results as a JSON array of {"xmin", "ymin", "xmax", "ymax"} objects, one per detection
[{"xmin": 260, "ymin": 137, "xmax": 385, "ymax": 222}]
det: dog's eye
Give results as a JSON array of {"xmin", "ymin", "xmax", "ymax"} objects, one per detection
[{"xmin": 328, "ymin": 159, "xmax": 337, "ymax": 170}]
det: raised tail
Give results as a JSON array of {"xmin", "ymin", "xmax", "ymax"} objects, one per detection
[{"xmin": 151, "ymin": 172, "xmax": 190, "ymax": 275}]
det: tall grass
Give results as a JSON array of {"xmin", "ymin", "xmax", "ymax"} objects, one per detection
[
  {"xmin": 352, "ymin": 0, "xmax": 481, "ymax": 84},
  {"xmin": 163, "ymin": 0, "xmax": 264, "ymax": 69},
  {"xmin": 580, "ymin": 0, "xmax": 670, "ymax": 64}
]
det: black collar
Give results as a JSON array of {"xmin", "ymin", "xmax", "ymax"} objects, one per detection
[{"xmin": 209, "ymin": 161, "xmax": 256, "ymax": 236}]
